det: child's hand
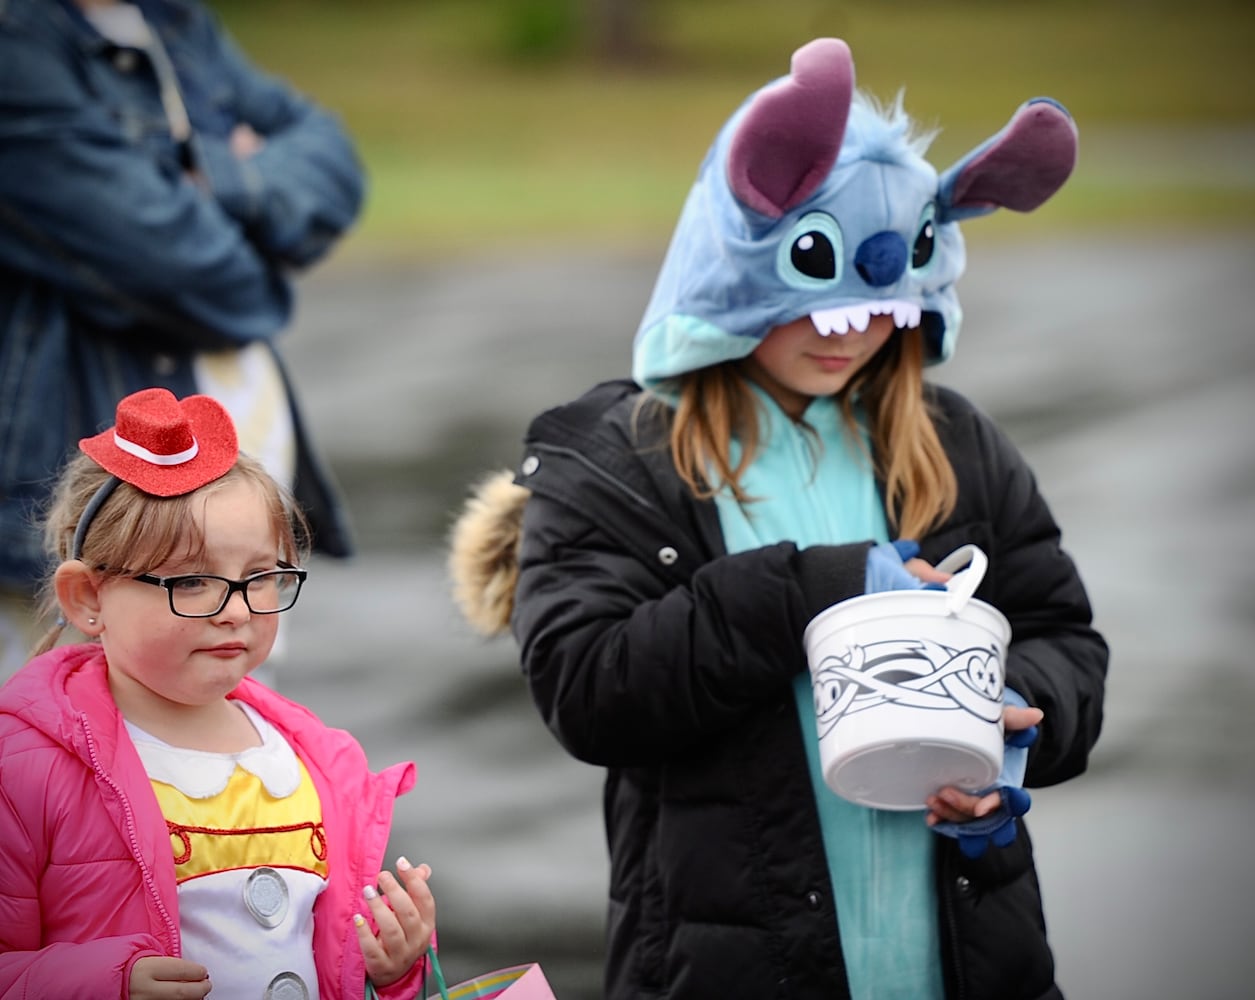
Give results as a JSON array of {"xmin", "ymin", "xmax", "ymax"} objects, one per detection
[
  {"xmin": 926, "ymin": 700, "xmax": 1044, "ymax": 857},
  {"xmin": 925, "ymin": 703, "xmax": 1042, "ymax": 825},
  {"xmin": 229, "ymin": 123, "xmax": 265, "ymax": 159},
  {"xmin": 864, "ymin": 540, "xmax": 950, "ymax": 594},
  {"xmin": 354, "ymin": 857, "xmax": 437, "ymax": 989},
  {"xmin": 926, "ymin": 782, "xmax": 1004, "ymax": 827},
  {"xmin": 129, "ymin": 956, "xmax": 212, "ymax": 999},
  {"xmin": 903, "ymin": 555, "xmax": 950, "ymax": 587}
]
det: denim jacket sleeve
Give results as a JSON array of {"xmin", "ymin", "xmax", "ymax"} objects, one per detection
[
  {"xmin": 0, "ymin": 0, "xmax": 360, "ymax": 349},
  {"xmin": 174, "ymin": 5, "xmax": 365, "ymax": 268}
]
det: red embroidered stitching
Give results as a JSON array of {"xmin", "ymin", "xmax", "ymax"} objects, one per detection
[{"xmin": 167, "ymin": 820, "xmax": 328, "ymax": 865}]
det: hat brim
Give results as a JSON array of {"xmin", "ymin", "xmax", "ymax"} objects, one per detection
[{"xmin": 80, "ymin": 395, "xmax": 238, "ymax": 497}]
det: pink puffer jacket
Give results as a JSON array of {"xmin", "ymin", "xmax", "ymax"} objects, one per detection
[{"xmin": 0, "ymin": 644, "xmax": 423, "ymax": 1000}]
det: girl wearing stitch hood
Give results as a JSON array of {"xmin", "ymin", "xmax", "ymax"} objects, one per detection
[{"xmin": 449, "ymin": 38, "xmax": 1106, "ymax": 1000}]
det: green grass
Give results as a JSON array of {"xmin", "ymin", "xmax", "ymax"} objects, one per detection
[{"xmin": 213, "ymin": 0, "xmax": 1255, "ymax": 259}]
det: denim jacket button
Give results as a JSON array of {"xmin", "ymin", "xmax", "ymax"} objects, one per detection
[{"xmin": 112, "ymin": 49, "xmax": 138, "ymax": 74}]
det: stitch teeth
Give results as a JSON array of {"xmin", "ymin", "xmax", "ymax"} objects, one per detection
[
  {"xmin": 813, "ymin": 311, "xmax": 850, "ymax": 336},
  {"xmin": 810, "ymin": 301, "xmax": 923, "ymax": 337}
]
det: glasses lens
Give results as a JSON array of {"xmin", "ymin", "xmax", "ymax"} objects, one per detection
[
  {"xmin": 245, "ymin": 571, "xmax": 303, "ymax": 613},
  {"xmin": 169, "ymin": 576, "xmax": 231, "ymax": 617}
]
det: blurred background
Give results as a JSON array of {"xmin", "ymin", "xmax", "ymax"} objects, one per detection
[
  {"xmin": 216, "ymin": 0, "xmax": 1255, "ymax": 259},
  {"xmin": 210, "ymin": 1, "xmax": 1255, "ymax": 997}
]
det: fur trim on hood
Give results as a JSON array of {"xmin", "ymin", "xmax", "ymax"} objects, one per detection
[{"xmin": 447, "ymin": 470, "xmax": 530, "ymax": 636}]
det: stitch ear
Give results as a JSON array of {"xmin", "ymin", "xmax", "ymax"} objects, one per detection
[
  {"xmin": 937, "ymin": 98, "xmax": 1078, "ymax": 223},
  {"xmin": 727, "ymin": 37, "xmax": 855, "ymax": 219}
]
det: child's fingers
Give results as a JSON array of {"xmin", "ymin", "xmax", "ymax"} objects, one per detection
[
  {"xmin": 396, "ymin": 857, "xmax": 437, "ymax": 922},
  {"xmin": 378, "ymin": 868, "xmax": 419, "ymax": 920},
  {"xmin": 905, "ymin": 556, "xmax": 950, "ymax": 585},
  {"xmin": 354, "ymin": 910, "xmax": 388, "ymax": 969},
  {"xmin": 130, "ymin": 955, "xmax": 214, "ymax": 998},
  {"xmin": 362, "ymin": 881, "xmax": 405, "ymax": 941},
  {"xmin": 351, "ymin": 859, "xmax": 440, "ymax": 990},
  {"xmin": 376, "ymin": 868, "xmax": 421, "ymax": 928},
  {"xmin": 371, "ymin": 873, "xmax": 418, "ymax": 960},
  {"xmin": 394, "ymin": 859, "xmax": 437, "ymax": 954},
  {"xmin": 396, "ymin": 856, "xmax": 432, "ymax": 888},
  {"xmin": 925, "ymin": 787, "xmax": 991, "ymax": 825},
  {"xmin": 356, "ymin": 892, "xmax": 408, "ymax": 986},
  {"xmin": 925, "ymin": 796, "xmax": 964, "ymax": 825},
  {"xmin": 1004, "ymin": 703, "xmax": 1044, "ymax": 725}
]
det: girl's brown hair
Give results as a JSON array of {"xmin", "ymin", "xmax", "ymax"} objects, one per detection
[
  {"xmin": 33, "ymin": 453, "xmax": 309, "ymax": 655},
  {"xmin": 655, "ymin": 327, "xmax": 957, "ymax": 540}
]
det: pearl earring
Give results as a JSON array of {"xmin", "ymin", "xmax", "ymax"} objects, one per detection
[{"xmin": 87, "ymin": 617, "xmax": 97, "ymax": 626}]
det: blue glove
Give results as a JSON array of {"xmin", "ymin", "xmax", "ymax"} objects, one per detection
[
  {"xmin": 930, "ymin": 688, "xmax": 1037, "ymax": 858},
  {"xmin": 864, "ymin": 540, "xmax": 945, "ymax": 593}
]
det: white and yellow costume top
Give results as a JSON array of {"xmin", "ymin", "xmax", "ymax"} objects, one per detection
[{"xmin": 128, "ymin": 703, "xmax": 328, "ymax": 1000}]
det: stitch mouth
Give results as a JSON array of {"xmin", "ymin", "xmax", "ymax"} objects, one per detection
[{"xmin": 811, "ymin": 300, "xmax": 921, "ymax": 336}]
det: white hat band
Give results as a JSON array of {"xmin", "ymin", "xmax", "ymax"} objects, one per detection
[{"xmin": 113, "ymin": 432, "xmax": 200, "ymax": 466}]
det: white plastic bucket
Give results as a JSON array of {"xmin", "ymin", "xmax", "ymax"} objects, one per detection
[{"xmin": 803, "ymin": 545, "xmax": 1011, "ymax": 810}]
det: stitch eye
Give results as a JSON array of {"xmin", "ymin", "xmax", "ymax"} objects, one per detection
[
  {"xmin": 777, "ymin": 212, "xmax": 844, "ymax": 289},
  {"xmin": 793, "ymin": 231, "xmax": 835, "ymax": 278},
  {"xmin": 911, "ymin": 205, "xmax": 937, "ymax": 272}
]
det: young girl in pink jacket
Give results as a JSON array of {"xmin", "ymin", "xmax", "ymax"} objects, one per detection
[{"xmin": 0, "ymin": 388, "xmax": 436, "ymax": 1000}]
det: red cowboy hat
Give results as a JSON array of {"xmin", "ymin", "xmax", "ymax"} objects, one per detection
[{"xmin": 79, "ymin": 388, "xmax": 238, "ymax": 497}]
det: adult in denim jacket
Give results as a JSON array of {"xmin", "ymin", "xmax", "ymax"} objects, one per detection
[{"xmin": 0, "ymin": 0, "xmax": 362, "ymax": 662}]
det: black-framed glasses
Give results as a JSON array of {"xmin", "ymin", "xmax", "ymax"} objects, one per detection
[{"xmin": 132, "ymin": 563, "xmax": 307, "ymax": 618}]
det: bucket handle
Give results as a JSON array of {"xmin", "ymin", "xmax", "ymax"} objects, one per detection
[{"xmin": 933, "ymin": 544, "xmax": 988, "ymax": 615}]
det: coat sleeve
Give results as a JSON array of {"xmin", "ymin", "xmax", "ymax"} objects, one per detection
[
  {"xmin": 512, "ymin": 483, "xmax": 870, "ymax": 768},
  {"xmin": 183, "ymin": 8, "xmax": 365, "ymax": 268},
  {"xmin": 939, "ymin": 397, "xmax": 1108, "ymax": 788},
  {"xmin": 373, "ymin": 953, "xmax": 430, "ymax": 1000},
  {"xmin": 0, "ymin": 728, "xmax": 163, "ymax": 999},
  {"xmin": 0, "ymin": 938, "xmax": 164, "ymax": 1000},
  {"xmin": 0, "ymin": 7, "xmax": 290, "ymax": 349}
]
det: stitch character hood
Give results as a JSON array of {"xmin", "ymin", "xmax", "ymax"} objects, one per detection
[{"xmin": 631, "ymin": 37, "xmax": 1078, "ymax": 389}]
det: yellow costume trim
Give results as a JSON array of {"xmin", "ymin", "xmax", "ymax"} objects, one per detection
[{"xmin": 151, "ymin": 757, "xmax": 328, "ymax": 883}]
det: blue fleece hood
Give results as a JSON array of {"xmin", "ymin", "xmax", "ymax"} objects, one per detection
[{"xmin": 632, "ymin": 38, "xmax": 1078, "ymax": 390}]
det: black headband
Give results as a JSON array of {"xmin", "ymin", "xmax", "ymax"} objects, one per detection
[{"xmin": 70, "ymin": 475, "xmax": 122, "ymax": 562}]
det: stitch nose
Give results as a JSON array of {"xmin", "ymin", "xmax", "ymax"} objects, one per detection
[{"xmin": 854, "ymin": 231, "xmax": 907, "ymax": 287}]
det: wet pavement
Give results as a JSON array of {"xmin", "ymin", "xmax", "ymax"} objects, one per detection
[{"xmin": 277, "ymin": 230, "xmax": 1255, "ymax": 999}]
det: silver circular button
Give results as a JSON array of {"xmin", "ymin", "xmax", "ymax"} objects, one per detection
[
  {"xmin": 657, "ymin": 546, "xmax": 679, "ymax": 566},
  {"xmin": 244, "ymin": 867, "xmax": 289, "ymax": 928},
  {"xmin": 521, "ymin": 455, "xmax": 540, "ymax": 475},
  {"xmin": 263, "ymin": 972, "xmax": 310, "ymax": 1000}
]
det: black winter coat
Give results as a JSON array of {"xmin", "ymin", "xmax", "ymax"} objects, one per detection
[{"xmin": 510, "ymin": 378, "xmax": 1107, "ymax": 1000}]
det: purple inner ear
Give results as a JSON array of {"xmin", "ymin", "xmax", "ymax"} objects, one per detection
[
  {"xmin": 727, "ymin": 38, "xmax": 855, "ymax": 218},
  {"xmin": 949, "ymin": 101, "xmax": 1078, "ymax": 213}
]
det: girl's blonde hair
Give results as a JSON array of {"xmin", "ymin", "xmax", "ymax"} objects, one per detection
[
  {"xmin": 656, "ymin": 327, "xmax": 957, "ymax": 539},
  {"xmin": 33, "ymin": 453, "xmax": 309, "ymax": 656}
]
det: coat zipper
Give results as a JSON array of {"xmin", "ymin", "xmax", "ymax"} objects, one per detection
[
  {"xmin": 939, "ymin": 850, "xmax": 967, "ymax": 1000},
  {"xmin": 82, "ymin": 714, "xmax": 180, "ymax": 950}
]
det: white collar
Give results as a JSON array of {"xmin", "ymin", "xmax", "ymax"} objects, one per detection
[{"xmin": 125, "ymin": 703, "xmax": 302, "ymax": 799}]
